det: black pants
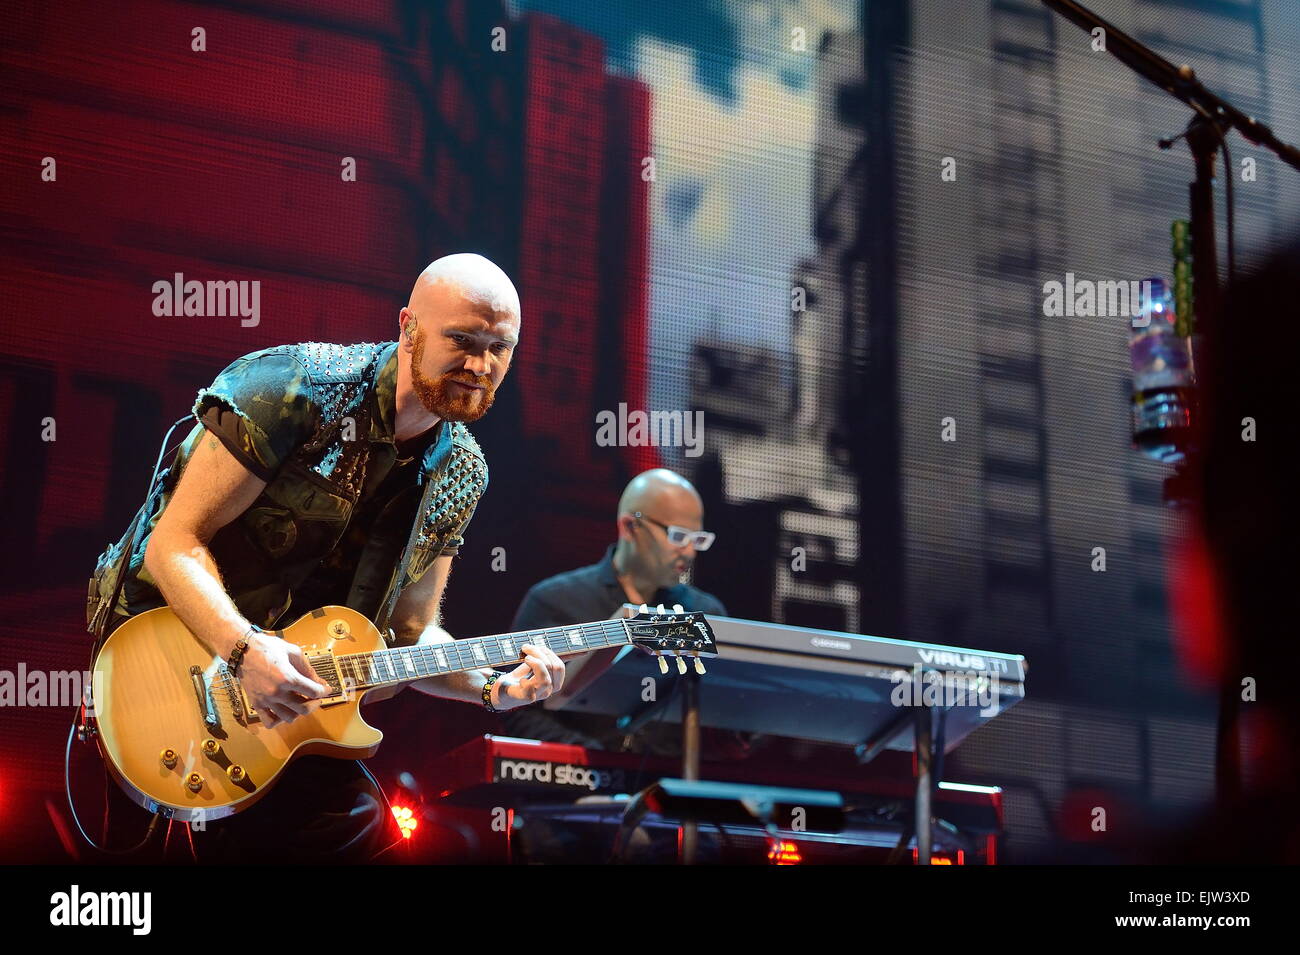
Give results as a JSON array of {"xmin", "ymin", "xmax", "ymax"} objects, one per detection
[{"xmin": 105, "ymin": 756, "xmax": 389, "ymax": 864}]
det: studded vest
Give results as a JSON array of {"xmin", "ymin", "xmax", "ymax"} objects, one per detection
[{"xmin": 95, "ymin": 341, "xmax": 488, "ymax": 634}]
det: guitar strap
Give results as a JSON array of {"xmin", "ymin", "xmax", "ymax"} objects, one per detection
[{"xmin": 85, "ymin": 507, "xmax": 144, "ymax": 644}]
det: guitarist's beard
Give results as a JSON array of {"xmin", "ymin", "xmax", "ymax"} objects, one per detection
[{"xmin": 410, "ymin": 330, "xmax": 497, "ymax": 422}]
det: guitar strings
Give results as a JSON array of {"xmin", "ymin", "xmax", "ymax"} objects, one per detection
[{"xmin": 200, "ymin": 620, "xmax": 637, "ymax": 714}]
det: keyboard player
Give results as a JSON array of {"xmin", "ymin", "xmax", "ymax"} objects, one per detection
[{"xmin": 502, "ymin": 468, "xmax": 726, "ymax": 750}]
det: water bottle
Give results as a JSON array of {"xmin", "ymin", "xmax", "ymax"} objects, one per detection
[{"xmin": 1130, "ymin": 277, "xmax": 1193, "ymax": 463}]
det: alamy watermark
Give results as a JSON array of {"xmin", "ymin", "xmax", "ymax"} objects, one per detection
[
  {"xmin": 152, "ymin": 272, "xmax": 261, "ymax": 327},
  {"xmin": 595, "ymin": 403, "xmax": 704, "ymax": 458},
  {"xmin": 0, "ymin": 664, "xmax": 101, "ymax": 711},
  {"xmin": 49, "ymin": 885, "xmax": 151, "ymax": 935},
  {"xmin": 890, "ymin": 665, "xmax": 1001, "ymax": 718},
  {"xmin": 1042, "ymin": 273, "xmax": 1154, "ymax": 324}
]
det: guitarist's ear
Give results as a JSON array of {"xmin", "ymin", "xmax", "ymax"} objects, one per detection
[{"xmin": 616, "ymin": 513, "xmax": 638, "ymax": 542}]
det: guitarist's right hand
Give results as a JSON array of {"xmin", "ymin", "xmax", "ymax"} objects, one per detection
[{"xmin": 240, "ymin": 633, "xmax": 333, "ymax": 727}]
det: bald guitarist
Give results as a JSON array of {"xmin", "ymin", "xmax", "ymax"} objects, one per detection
[{"xmin": 90, "ymin": 254, "xmax": 564, "ymax": 862}]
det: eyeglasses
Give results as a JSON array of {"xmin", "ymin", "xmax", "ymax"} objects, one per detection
[{"xmin": 633, "ymin": 512, "xmax": 716, "ymax": 551}]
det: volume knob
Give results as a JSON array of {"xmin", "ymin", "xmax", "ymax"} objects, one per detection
[
  {"xmin": 159, "ymin": 748, "xmax": 178, "ymax": 769},
  {"xmin": 201, "ymin": 738, "xmax": 220, "ymax": 757},
  {"xmin": 227, "ymin": 765, "xmax": 247, "ymax": 783},
  {"xmin": 186, "ymin": 772, "xmax": 204, "ymax": 792}
]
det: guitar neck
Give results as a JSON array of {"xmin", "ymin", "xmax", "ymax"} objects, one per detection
[{"xmin": 334, "ymin": 618, "xmax": 633, "ymax": 691}]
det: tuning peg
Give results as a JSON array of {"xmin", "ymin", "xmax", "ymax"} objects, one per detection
[
  {"xmin": 657, "ymin": 603, "xmax": 667, "ymax": 615},
  {"xmin": 693, "ymin": 656, "xmax": 707, "ymax": 675},
  {"xmin": 673, "ymin": 604, "xmax": 684, "ymax": 614},
  {"xmin": 657, "ymin": 654, "xmax": 669, "ymax": 675},
  {"xmin": 676, "ymin": 656, "xmax": 687, "ymax": 675}
]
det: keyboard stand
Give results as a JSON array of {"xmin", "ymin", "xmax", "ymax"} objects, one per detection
[
  {"xmin": 680, "ymin": 669, "xmax": 702, "ymax": 864},
  {"xmin": 856, "ymin": 674, "xmax": 953, "ymax": 865}
]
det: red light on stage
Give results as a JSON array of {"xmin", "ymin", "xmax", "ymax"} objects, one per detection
[
  {"xmin": 391, "ymin": 805, "xmax": 418, "ymax": 839},
  {"xmin": 767, "ymin": 839, "xmax": 802, "ymax": 865},
  {"xmin": 1167, "ymin": 527, "xmax": 1227, "ymax": 686},
  {"xmin": 912, "ymin": 848, "xmax": 964, "ymax": 865}
]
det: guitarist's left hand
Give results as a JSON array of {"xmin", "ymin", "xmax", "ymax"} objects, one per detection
[{"xmin": 492, "ymin": 643, "xmax": 566, "ymax": 710}]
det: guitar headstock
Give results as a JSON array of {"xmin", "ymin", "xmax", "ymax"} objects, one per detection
[{"xmin": 622, "ymin": 604, "xmax": 719, "ymax": 675}]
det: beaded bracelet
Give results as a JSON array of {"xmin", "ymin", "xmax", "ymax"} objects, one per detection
[
  {"xmin": 228, "ymin": 624, "xmax": 261, "ymax": 675},
  {"xmin": 481, "ymin": 672, "xmax": 502, "ymax": 713}
]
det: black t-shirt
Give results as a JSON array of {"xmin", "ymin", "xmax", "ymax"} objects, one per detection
[{"xmin": 510, "ymin": 544, "xmax": 726, "ymax": 632}]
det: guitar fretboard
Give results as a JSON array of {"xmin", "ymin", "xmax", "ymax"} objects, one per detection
[{"xmin": 334, "ymin": 619, "xmax": 630, "ymax": 690}]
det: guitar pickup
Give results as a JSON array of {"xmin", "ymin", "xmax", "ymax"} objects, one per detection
[
  {"xmin": 215, "ymin": 653, "xmax": 348, "ymax": 729},
  {"xmin": 305, "ymin": 651, "xmax": 350, "ymax": 707}
]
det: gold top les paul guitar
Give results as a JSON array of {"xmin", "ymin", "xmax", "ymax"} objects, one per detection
[{"xmin": 91, "ymin": 604, "xmax": 719, "ymax": 821}]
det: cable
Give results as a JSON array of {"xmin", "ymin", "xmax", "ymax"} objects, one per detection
[
  {"xmin": 358, "ymin": 759, "xmax": 394, "ymax": 818},
  {"xmin": 64, "ymin": 715, "xmax": 164, "ymax": 855},
  {"xmin": 69, "ymin": 414, "xmax": 193, "ymax": 855},
  {"xmin": 358, "ymin": 759, "xmax": 404, "ymax": 861},
  {"xmin": 1186, "ymin": 101, "xmax": 1236, "ymax": 309}
]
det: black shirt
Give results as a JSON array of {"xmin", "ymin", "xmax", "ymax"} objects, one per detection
[
  {"xmin": 510, "ymin": 544, "xmax": 727, "ymax": 632},
  {"xmin": 223, "ymin": 415, "xmax": 450, "ymax": 622}
]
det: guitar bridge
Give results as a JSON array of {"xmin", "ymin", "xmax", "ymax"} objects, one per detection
[
  {"xmin": 216, "ymin": 664, "xmax": 252, "ymax": 725},
  {"xmin": 189, "ymin": 665, "xmax": 222, "ymax": 732}
]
